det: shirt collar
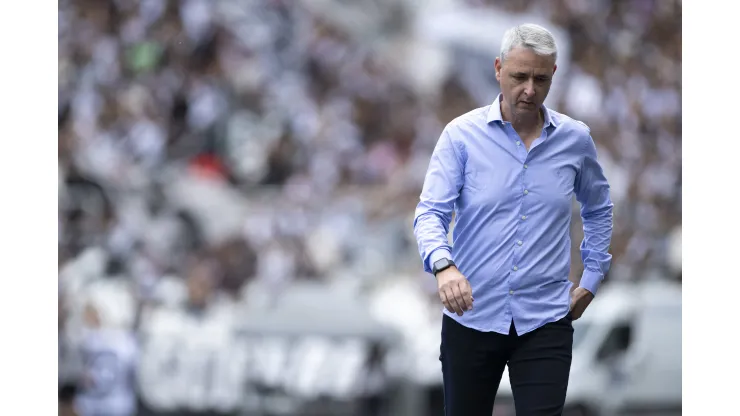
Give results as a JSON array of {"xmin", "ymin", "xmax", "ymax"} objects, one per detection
[{"xmin": 486, "ymin": 93, "xmax": 558, "ymax": 128}]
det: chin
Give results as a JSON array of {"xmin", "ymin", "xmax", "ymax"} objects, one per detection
[{"xmin": 514, "ymin": 107, "xmax": 537, "ymax": 117}]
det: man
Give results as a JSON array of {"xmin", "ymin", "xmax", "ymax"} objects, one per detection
[
  {"xmin": 137, "ymin": 258, "xmax": 245, "ymax": 414},
  {"xmin": 413, "ymin": 23, "xmax": 613, "ymax": 416},
  {"xmin": 75, "ymin": 301, "xmax": 138, "ymax": 416}
]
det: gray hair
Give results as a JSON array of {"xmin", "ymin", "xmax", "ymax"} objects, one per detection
[{"xmin": 500, "ymin": 24, "xmax": 558, "ymax": 63}]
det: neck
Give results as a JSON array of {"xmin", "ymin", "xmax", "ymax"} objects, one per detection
[{"xmin": 500, "ymin": 99, "xmax": 543, "ymax": 134}]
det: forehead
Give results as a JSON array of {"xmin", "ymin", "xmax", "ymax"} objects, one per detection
[{"xmin": 502, "ymin": 47, "xmax": 555, "ymax": 74}]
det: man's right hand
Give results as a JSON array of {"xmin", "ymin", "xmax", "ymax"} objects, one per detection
[{"xmin": 436, "ymin": 267, "xmax": 474, "ymax": 316}]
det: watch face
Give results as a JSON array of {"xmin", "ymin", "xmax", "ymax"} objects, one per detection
[{"xmin": 434, "ymin": 259, "xmax": 449, "ymax": 270}]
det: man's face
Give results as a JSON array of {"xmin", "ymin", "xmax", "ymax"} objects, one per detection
[{"xmin": 495, "ymin": 46, "xmax": 557, "ymax": 118}]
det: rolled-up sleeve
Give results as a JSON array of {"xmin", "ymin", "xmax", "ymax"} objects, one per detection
[
  {"xmin": 574, "ymin": 135, "xmax": 614, "ymax": 295},
  {"xmin": 413, "ymin": 129, "xmax": 464, "ymax": 274}
]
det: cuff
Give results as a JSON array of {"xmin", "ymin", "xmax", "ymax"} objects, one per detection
[
  {"xmin": 427, "ymin": 248, "xmax": 453, "ymax": 273},
  {"xmin": 579, "ymin": 269, "xmax": 604, "ymax": 296}
]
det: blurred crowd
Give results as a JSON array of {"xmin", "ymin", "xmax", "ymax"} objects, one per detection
[{"xmin": 58, "ymin": 0, "xmax": 681, "ymax": 414}]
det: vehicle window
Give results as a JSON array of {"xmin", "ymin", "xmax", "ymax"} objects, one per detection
[{"xmin": 596, "ymin": 323, "xmax": 632, "ymax": 362}]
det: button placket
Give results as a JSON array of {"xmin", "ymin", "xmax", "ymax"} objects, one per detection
[{"xmin": 514, "ymin": 157, "xmax": 530, "ymax": 275}]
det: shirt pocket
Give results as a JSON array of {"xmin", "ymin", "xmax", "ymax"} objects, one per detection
[{"xmin": 553, "ymin": 164, "xmax": 577, "ymax": 196}]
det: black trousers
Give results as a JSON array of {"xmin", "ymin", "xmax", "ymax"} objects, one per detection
[{"xmin": 439, "ymin": 313, "xmax": 574, "ymax": 416}]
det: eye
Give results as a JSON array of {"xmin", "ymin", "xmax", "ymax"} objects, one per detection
[{"xmin": 535, "ymin": 76, "xmax": 550, "ymax": 82}]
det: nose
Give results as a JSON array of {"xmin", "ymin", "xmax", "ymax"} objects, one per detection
[{"xmin": 523, "ymin": 80, "xmax": 535, "ymax": 98}]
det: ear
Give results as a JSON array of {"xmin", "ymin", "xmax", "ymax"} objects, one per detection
[
  {"xmin": 494, "ymin": 57, "xmax": 502, "ymax": 82},
  {"xmin": 553, "ymin": 64, "xmax": 558, "ymax": 76}
]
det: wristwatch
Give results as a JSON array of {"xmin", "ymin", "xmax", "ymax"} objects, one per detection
[{"xmin": 432, "ymin": 258, "xmax": 456, "ymax": 276}]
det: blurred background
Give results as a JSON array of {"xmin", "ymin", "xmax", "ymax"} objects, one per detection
[{"xmin": 57, "ymin": 0, "xmax": 681, "ymax": 415}]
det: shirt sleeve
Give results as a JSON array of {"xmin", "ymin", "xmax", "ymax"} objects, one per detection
[
  {"xmin": 574, "ymin": 135, "xmax": 614, "ymax": 295},
  {"xmin": 413, "ymin": 128, "xmax": 465, "ymax": 274}
]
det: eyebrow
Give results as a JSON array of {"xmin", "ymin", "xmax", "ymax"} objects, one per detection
[{"xmin": 511, "ymin": 72, "xmax": 551, "ymax": 78}]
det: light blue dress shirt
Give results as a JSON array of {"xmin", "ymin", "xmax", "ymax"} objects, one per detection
[{"xmin": 414, "ymin": 94, "xmax": 613, "ymax": 335}]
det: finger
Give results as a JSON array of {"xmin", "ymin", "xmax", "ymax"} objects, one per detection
[
  {"xmin": 459, "ymin": 281, "xmax": 473, "ymax": 311},
  {"xmin": 454, "ymin": 284, "xmax": 469, "ymax": 315},
  {"xmin": 448, "ymin": 286, "xmax": 464, "ymax": 316},
  {"xmin": 439, "ymin": 290, "xmax": 450, "ymax": 312},
  {"xmin": 439, "ymin": 290, "xmax": 454, "ymax": 314},
  {"xmin": 445, "ymin": 286, "xmax": 462, "ymax": 315}
]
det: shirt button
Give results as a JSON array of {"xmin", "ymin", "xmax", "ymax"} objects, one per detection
[
  {"xmin": 509, "ymin": 290, "xmax": 515, "ymax": 295},
  {"xmin": 524, "ymin": 190, "xmax": 529, "ymax": 195},
  {"xmin": 516, "ymin": 141, "xmax": 521, "ymax": 146},
  {"xmin": 523, "ymin": 164, "xmax": 528, "ymax": 169},
  {"xmin": 517, "ymin": 240, "xmax": 523, "ymax": 246},
  {"xmin": 521, "ymin": 215, "xmax": 527, "ymax": 220},
  {"xmin": 512, "ymin": 266, "xmax": 518, "ymax": 271}
]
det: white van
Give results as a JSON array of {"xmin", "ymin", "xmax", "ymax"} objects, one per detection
[{"xmin": 493, "ymin": 280, "xmax": 682, "ymax": 416}]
